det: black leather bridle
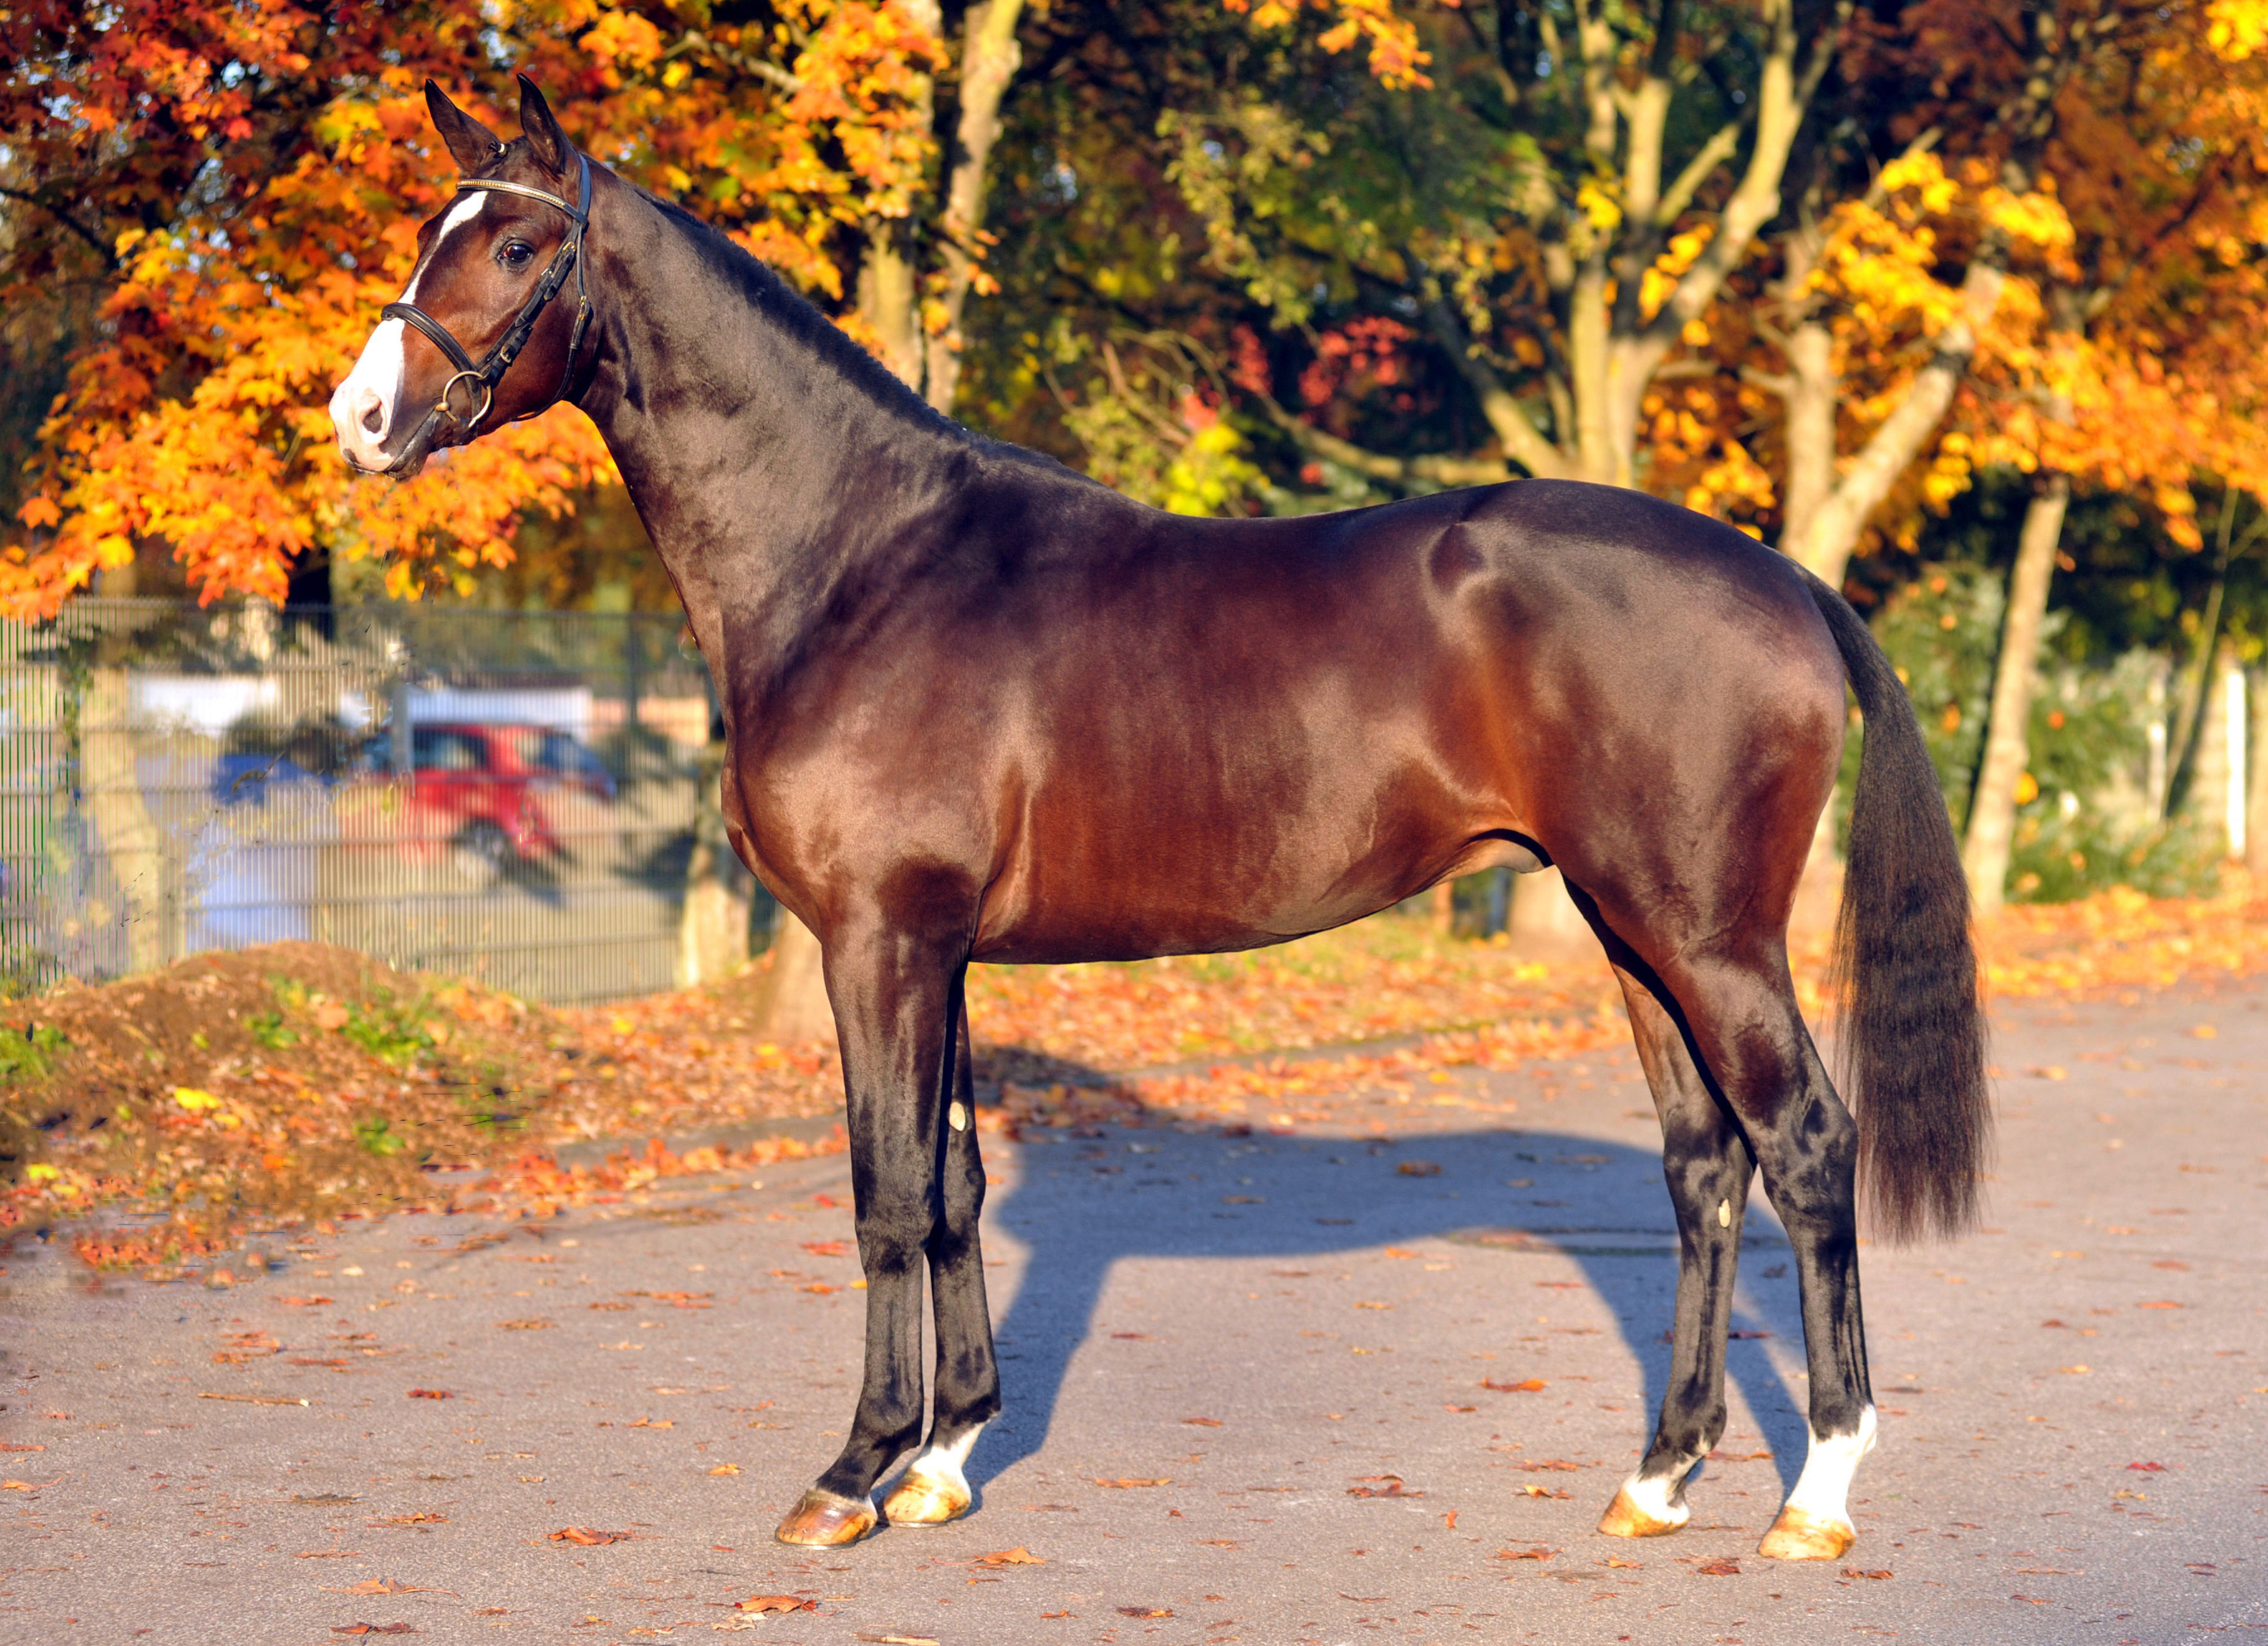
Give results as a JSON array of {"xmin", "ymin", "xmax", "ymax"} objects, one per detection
[{"xmin": 379, "ymin": 151, "xmax": 593, "ymax": 473}]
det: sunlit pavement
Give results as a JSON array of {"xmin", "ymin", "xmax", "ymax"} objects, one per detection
[{"xmin": 3, "ymin": 984, "xmax": 2264, "ymax": 1644}]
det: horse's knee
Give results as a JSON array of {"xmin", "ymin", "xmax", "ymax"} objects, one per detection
[{"xmin": 856, "ymin": 1194, "xmax": 940, "ymax": 1277}]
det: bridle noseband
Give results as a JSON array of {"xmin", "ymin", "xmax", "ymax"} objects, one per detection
[{"xmin": 379, "ymin": 151, "xmax": 593, "ymax": 473}]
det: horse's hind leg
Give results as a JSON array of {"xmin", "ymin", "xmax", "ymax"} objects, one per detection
[
  {"xmin": 1597, "ymin": 958, "xmax": 1757, "ymax": 1539},
  {"xmin": 1646, "ymin": 947, "xmax": 1875, "ymax": 1561},
  {"xmin": 882, "ymin": 974, "xmax": 1001, "ymax": 1525}
]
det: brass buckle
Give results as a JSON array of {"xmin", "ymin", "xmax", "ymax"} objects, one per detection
[{"xmin": 439, "ymin": 368, "xmax": 493, "ymax": 432}]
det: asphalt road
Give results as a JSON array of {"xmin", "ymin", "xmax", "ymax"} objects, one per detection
[{"xmin": 3, "ymin": 983, "xmax": 2264, "ymax": 1645}]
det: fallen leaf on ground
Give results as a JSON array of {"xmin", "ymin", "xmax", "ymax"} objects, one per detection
[
  {"xmin": 1494, "ymin": 1547, "xmax": 1555, "ymax": 1560},
  {"xmin": 1397, "ymin": 1160, "xmax": 1441, "ymax": 1177},
  {"xmin": 280, "ymin": 1295, "xmax": 335, "ymax": 1306},
  {"xmin": 495, "ymin": 1319, "xmax": 552, "ymax": 1331},
  {"xmin": 1517, "ymin": 1484, "xmax": 1571, "ymax": 1499},
  {"xmin": 199, "ymin": 1392, "xmax": 309, "ymax": 1405},
  {"xmin": 405, "ymin": 1389, "xmax": 451, "ymax": 1400},
  {"xmin": 330, "ymin": 1627, "xmax": 416, "ymax": 1637},
  {"xmin": 326, "ymin": 1580, "xmax": 459, "ymax": 1596},
  {"xmin": 627, "ymin": 1417, "xmax": 673, "ymax": 1429},
  {"xmin": 1181, "ymin": 1417, "xmax": 1222, "ymax": 1426},
  {"xmin": 1517, "ymin": 1459, "xmax": 1583, "ymax": 1471},
  {"xmin": 1482, "ymin": 1378, "xmax": 1547, "ymax": 1392},
  {"xmin": 707, "ymin": 1463, "xmax": 740, "ymax": 1476},
  {"xmin": 548, "ymin": 1527, "xmax": 630, "ymax": 1546},
  {"xmin": 1602, "ymin": 1556, "xmax": 1641, "ymax": 1569},
  {"xmin": 1347, "ymin": 1476, "xmax": 1422, "ymax": 1498},
  {"xmin": 372, "ymin": 1514, "xmax": 447, "ymax": 1526},
  {"xmin": 737, "ymin": 1596, "xmax": 815, "ymax": 1613},
  {"xmin": 1694, "ymin": 1559, "xmax": 1741, "ymax": 1575},
  {"xmin": 974, "ymin": 1546, "xmax": 1046, "ymax": 1567},
  {"xmin": 800, "ymin": 1241, "xmax": 849, "ymax": 1256},
  {"xmin": 1094, "ymin": 1477, "xmax": 1171, "ymax": 1488},
  {"xmin": 854, "ymin": 1635, "xmax": 939, "ymax": 1646},
  {"xmin": 1844, "ymin": 1568, "xmax": 1894, "ymax": 1579},
  {"xmin": 1117, "ymin": 1608, "xmax": 1173, "ymax": 1619}
]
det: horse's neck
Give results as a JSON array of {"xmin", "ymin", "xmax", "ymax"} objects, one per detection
[{"xmin": 575, "ymin": 187, "xmax": 970, "ymax": 695}]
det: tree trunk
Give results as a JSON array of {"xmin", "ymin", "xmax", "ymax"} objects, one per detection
[
  {"xmin": 1508, "ymin": 865, "xmax": 1590, "ymax": 948},
  {"xmin": 80, "ymin": 666, "xmax": 172, "ymax": 974},
  {"xmin": 857, "ymin": 227, "xmax": 925, "ymax": 391},
  {"xmin": 1784, "ymin": 255, "xmax": 2005, "ymax": 590},
  {"xmin": 678, "ymin": 743, "xmax": 753, "ymax": 988},
  {"xmin": 1961, "ymin": 471, "xmax": 2067, "ymax": 914},
  {"xmin": 2246, "ymin": 673, "xmax": 2268, "ymax": 876},
  {"xmin": 751, "ymin": 912, "xmax": 838, "ymax": 1043},
  {"xmin": 922, "ymin": 0, "xmax": 1025, "ymax": 414}
]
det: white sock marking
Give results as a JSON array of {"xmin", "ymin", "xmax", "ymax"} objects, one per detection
[
  {"xmin": 907, "ymin": 1422, "xmax": 983, "ymax": 1489},
  {"xmin": 1615, "ymin": 1461, "xmax": 1694, "ymax": 1525},
  {"xmin": 1782, "ymin": 1404, "xmax": 1877, "ymax": 1527}
]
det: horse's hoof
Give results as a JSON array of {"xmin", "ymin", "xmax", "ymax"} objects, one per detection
[
  {"xmin": 882, "ymin": 1463, "xmax": 972, "ymax": 1526},
  {"xmin": 774, "ymin": 1489, "xmax": 879, "ymax": 1546},
  {"xmin": 1757, "ymin": 1505, "xmax": 1855, "ymax": 1561},
  {"xmin": 1597, "ymin": 1484, "xmax": 1688, "ymax": 1539}
]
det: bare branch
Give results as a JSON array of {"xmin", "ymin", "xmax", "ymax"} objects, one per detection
[
  {"xmin": 0, "ymin": 187, "xmax": 121, "ymax": 271},
  {"xmin": 1426, "ymin": 302, "xmax": 1571, "ymax": 479},
  {"xmin": 1254, "ymin": 394, "xmax": 1512, "ymax": 486},
  {"xmin": 1652, "ymin": 118, "xmax": 1743, "ymax": 228}
]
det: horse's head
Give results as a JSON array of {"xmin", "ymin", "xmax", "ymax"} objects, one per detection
[{"xmin": 331, "ymin": 76, "xmax": 597, "ymax": 477}]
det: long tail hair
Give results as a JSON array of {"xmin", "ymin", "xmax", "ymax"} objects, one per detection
[{"xmin": 1803, "ymin": 570, "xmax": 1992, "ymax": 1242}]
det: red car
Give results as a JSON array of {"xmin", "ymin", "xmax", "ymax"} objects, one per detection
[{"xmin": 370, "ymin": 723, "xmax": 614, "ymax": 874}]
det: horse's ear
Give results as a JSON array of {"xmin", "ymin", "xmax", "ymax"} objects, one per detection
[
  {"xmin": 517, "ymin": 74, "xmax": 572, "ymax": 178},
  {"xmin": 424, "ymin": 81, "xmax": 505, "ymax": 175}
]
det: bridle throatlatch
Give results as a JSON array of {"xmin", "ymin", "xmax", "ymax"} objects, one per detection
[{"xmin": 381, "ymin": 151, "xmax": 593, "ymax": 472}]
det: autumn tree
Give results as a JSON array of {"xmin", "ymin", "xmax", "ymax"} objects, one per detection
[
  {"xmin": 0, "ymin": 0, "xmax": 1037, "ymax": 618},
  {"xmin": 1899, "ymin": 0, "xmax": 2268, "ymax": 908}
]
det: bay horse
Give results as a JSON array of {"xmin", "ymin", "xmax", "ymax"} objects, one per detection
[{"xmin": 330, "ymin": 78, "xmax": 1988, "ymax": 1561}]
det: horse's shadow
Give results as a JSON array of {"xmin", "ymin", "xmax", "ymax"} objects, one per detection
[{"xmin": 964, "ymin": 1087, "xmax": 1810, "ymax": 1503}]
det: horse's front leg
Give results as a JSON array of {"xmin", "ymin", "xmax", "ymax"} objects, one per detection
[
  {"xmin": 880, "ymin": 975, "xmax": 1001, "ymax": 1526},
  {"xmin": 774, "ymin": 919, "xmax": 964, "ymax": 1548}
]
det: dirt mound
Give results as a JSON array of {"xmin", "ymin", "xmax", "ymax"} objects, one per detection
[{"xmin": 0, "ymin": 943, "xmax": 844, "ymax": 1245}]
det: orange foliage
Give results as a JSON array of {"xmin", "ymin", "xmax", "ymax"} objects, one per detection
[
  {"xmin": 1, "ymin": 0, "xmax": 944, "ymax": 614},
  {"xmin": 1650, "ymin": 0, "xmax": 2268, "ymax": 548},
  {"xmin": 1223, "ymin": 0, "xmax": 1434, "ymax": 89}
]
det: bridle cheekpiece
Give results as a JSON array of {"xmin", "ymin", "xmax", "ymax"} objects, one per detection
[{"xmin": 379, "ymin": 150, "xmax": 593, "ymax": 473}]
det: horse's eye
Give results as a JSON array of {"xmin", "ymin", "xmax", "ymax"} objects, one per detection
[{"xmin": 499, "ymin": 240, "xmax": 535, "ymax": 270}]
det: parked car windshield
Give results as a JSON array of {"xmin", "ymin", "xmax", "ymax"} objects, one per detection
[{"xmin": 413, "ymin": 729, "xmax": 489, "ymax": 772}]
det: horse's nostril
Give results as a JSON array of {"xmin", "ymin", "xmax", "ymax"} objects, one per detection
[{"xmin": 358, "ymin": 393, "xmax": 386, "ymax": 435}]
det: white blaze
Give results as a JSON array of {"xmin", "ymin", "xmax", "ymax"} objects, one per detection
[{"xmin": 330, "ymin": 192, "xmax": 488, "ymax": 468}]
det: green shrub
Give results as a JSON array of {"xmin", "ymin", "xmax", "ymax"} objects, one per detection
[{"xmin": 0, "ymin": 1023, "xmax": 66, "ymax": 1083}]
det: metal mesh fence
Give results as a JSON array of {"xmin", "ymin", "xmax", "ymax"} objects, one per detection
[{"xmin": 0, "ymin": 599, "xmax": 743, "ymax": 1004}]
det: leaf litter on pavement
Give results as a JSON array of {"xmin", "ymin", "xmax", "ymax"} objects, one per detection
[{"xmin": 11, "ymin": 879, "xmax": 2268, "ymax": 1267}]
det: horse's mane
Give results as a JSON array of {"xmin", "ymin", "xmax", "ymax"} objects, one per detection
[{"xmin": 629, "ymin": 183, "xmax": 1108, "ymax": 490}]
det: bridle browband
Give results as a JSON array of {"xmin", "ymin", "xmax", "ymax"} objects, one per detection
[{"xmin": 379, "ymin": 151, "xmax": 593, "ymax": 473}]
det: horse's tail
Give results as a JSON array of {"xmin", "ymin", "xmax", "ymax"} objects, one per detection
[{"xmin": 1802, "ymin": 568, "xmax": 1991, "ymax": 1243}]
